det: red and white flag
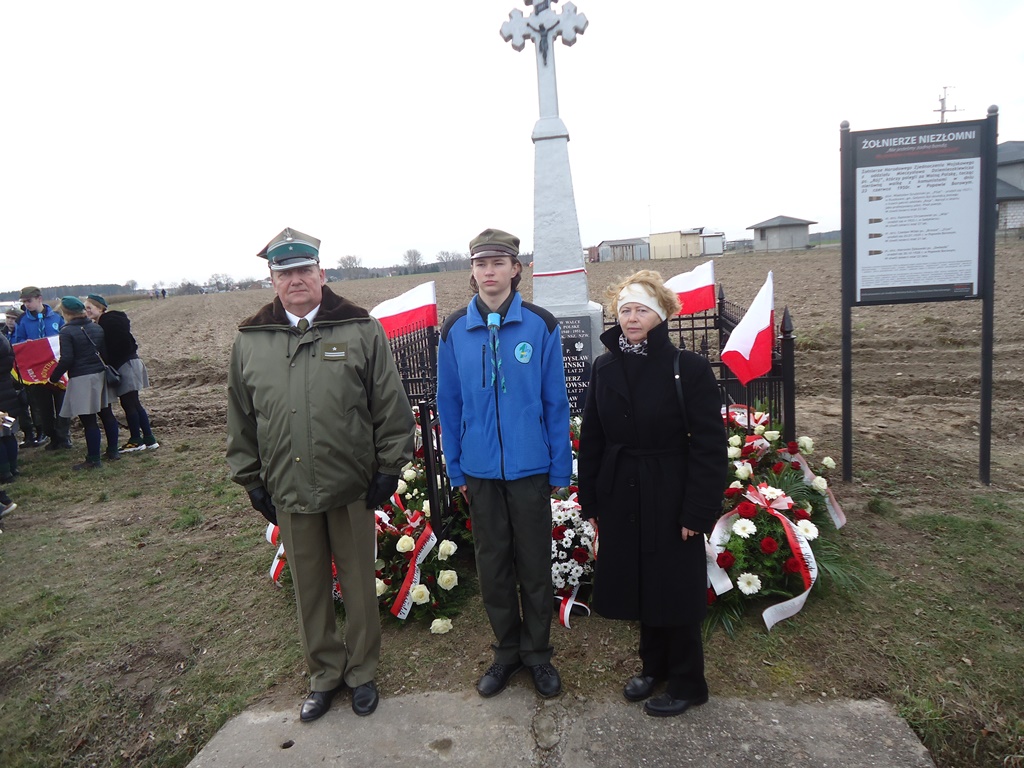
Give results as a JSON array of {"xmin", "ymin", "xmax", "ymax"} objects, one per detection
[
  {"xmin": 370, "ymin": 281, "xmax": 438, "ymax": 338},
  {"xmin": 12, "ymin": 337, "xmax": 66, "ymax": 387},
  {"xmin": 721, "ymin": 272, "xmax": 774, "ymax": 385},
  {"xmin": 665, "ymin": 261, "xmax": 715, "ymax": 315}
]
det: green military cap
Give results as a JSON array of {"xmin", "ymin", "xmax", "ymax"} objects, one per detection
[
  {"xmin": 5, "ymin": 306, "xmax": 23, "ymax": 319},
  {"xmin": 60, "ymin": 296, "xmax": 85, "ymax": 312},
  {"xmin": 87, "ymin": 294, "xmax": 108, "ymax": 308},
  {"xmin": 469, "ymin": 228, "xmax": 520, "ymax": 260},
  {"xmin": 19, "ymin": 286, "xmax": 42, "ymax": 301},
  {"xmin": 257, "ymin": 227, "xmax": 321, "ymax": 271}
]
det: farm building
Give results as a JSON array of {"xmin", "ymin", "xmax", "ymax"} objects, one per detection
[
  {"xmin": 997, "ymin": 141, "xmax": 1024, "ymax": 232},
  {"xmin": 747, "ymin": 215, "xmax": 817, "ymax": 252},
  {"xmin": 597, "ymin": 237, "xmax": 649, "ymax": 262},
  {"xmin": 649, "ymin": 229, "xmax": 702, "ymax": 259}
]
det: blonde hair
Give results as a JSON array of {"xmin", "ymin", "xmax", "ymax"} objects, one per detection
[{"xmin": 605, "ymin": 270, "xmax": 680, "ymax": 317}]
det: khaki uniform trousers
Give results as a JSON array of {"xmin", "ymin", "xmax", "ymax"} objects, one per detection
[{"xmin": 277, "ymin": 501, "xmax": 380, "ymax": 692}]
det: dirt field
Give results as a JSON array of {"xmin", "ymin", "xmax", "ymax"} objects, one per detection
[{"xmin": 2, "ymin": 241, "xmax": 1022, "ymax": 767}]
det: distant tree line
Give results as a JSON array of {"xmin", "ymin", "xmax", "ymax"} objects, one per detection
[{"xmin": 331, "ymin": 249, "xmax": 474, "ymax": 282}]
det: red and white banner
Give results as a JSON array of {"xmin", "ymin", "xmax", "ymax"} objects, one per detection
[
  {"xmin": 721, "ymin": 272, "xmax": 774, "ymax": 385},
  {"xmin": 370, "ymin": 282, "xmax": 438, "ymax": 338},
  {"xmin": 665, "ymin": 261, "xmax": 716, "ymax": 315},
  {"xmin": 13, "ymin": 337, "xmax": 66, "ymax": 386},
  {"xmin": 390, "ymin": 523, "xmax": 437, "ymax": 620}
]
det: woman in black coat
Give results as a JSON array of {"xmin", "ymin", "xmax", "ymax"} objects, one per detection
[
  {"xmin": 0, "ymin": 333, "xmax": 21, "ymax": 482},
  {"xmin": 577, "ymin": 270, "xmax": 727, "ymax": 718},
  {"xmin": 46, "ymin": 297, "xmax": 120, "ymax": 470}
]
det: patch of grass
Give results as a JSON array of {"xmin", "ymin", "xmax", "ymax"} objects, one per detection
[
  {"xmin": 867, "ymin": 496, "xmax": 899, "ymax": 516},
  {"xmin": 172, "ymin": 506, "xmax": 203, "ymax": 530}
]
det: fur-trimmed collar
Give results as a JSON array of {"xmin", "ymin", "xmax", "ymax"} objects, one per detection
[{"xmin": 238, "ymin": 285, "xmax": 370, "ymax": 329}]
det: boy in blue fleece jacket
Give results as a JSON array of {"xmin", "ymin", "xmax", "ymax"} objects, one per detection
[{"xmin": 438, "ymin": 228, "xmax": 572, "ymax": 700}]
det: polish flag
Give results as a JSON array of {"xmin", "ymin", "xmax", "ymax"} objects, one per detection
[
  {"xmin": 665, "ymin": 261, "xmax": 716, "ymax": 315},
  {"xmin": 370, "ymin": 281, "xmax": 439, "ymax": 338},
  {"xmin": 721, "ymin": 272, "xmax": 774, "ymax": 385},
  {"xmin": 12, "ymin": 337, "xmax": 67, "ymax": 386}
]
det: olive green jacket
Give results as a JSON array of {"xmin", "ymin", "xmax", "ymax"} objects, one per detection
[{"xmin": 226, "ymin": 286, "xmax": 415, "ymax": 514}]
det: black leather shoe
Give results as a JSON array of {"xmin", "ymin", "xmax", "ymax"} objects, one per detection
[
  {"xmin": 299, "ymin": 684, "xmax": 343, "ymax": 723},
  {"xmin": 643, "ymin": 693, "xmax": 709, "ymax": 717},
  {"xmin": 351, "ymin": 681, "xmax": 379, "ymax": 716},
  {"xmin": 623, "ymin": 675, "xmax": 658, "ymax": 702},
  {"xmin": 476, "ymin": 661, "xmax": 523, "ymax": 698},
  {"xmin": 530, "ymin": 663, "xmax": 562, "ymax": 698}
]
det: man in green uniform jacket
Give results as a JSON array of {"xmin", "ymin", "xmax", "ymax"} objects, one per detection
[{"xmin": 227, "ymin": 227, "xmax": 414, "ymax": 722}]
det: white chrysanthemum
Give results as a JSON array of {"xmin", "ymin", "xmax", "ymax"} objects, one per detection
[
  {"xmin": 732, "ymin": 519, "xmax": 756, "ymax": 539},
  {"xmin": 430, "ymin": 618, "xmax": 452, "ymax": 634},
  {"xmin": 562, "ymin": 529, "xmax": 575, "ymax": 541},
  {"xmin": 734, "ymin": 462, "xmax": 753, "ymax": 480},
  {"xmin": 437, "ymin": 540, "xmax": 458, "ymax": 560},
  {"xmin": 728, "ymin": 435, "xmax": 743, "ymax": 448},
  {"xmin": 375, "ymin": 578, "xmax": 387, "ymax": 597},
  {"xmin": 437, "ymin": 570, "xmax": 458, "ymax": 591},
  {"xmin": 761, "ymin": 485, "xmax": 784, "ymax": 501},
  {"xmin": 558, "ymin": 550, "xmax": 568, "ymax": 560},
  {"xmin": 798, "ymin": 436, "xmax": 815, "ymax": 454},
  {"xmin": 396, "ymin": 480, "xmax": 408, "ymax": 496},
  {"xmin": 764, "ymin": 430, "xmax": 780, "ymax": 441},
  {"xmin": 812, "ymin": 475, "xmax": 828, "ymax": 493},
  {"xmin": 796, "ymin": 520, "xmax": 819, "ymax": 541},
  {"xmin": 737, "ymin": 573, "xmax": 762, "ymax": 595},
  {"xmin": 396, "ymin": 535, "xmax": 415, "ymax": 553},
  {"xmin": 821, "ymin": 456, "xmax": 836, "ymax": 470},
  {"xmin": 410, "ymin": 584, "xmax": 430, "ymax": 604},
  {"xmin": 753, "ymin": 424, "xmax": 766, "ymax": 436},
  {"xmin": 727, "ymin": 446, "xmax": 742, "ymax": 459}
]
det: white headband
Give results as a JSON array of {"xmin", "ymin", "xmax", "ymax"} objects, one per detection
[{"xmin": 617, "ymin": 283, "xmax": 667, "ymax": 321}]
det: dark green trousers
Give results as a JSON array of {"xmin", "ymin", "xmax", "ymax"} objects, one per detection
[
  {"xmin": 277, "ymin": 501, "xmax": 381, "ymax": 692},
  {"xmin": 465, "ymin": 474, "xmax": 554, "ymax": 667}
]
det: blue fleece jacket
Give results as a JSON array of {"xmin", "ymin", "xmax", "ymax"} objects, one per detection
[
  {"xmin": 438, "ymin": 292, "xmax": 572, "ymax": 488},
  {"xmin": 12, "ymin": 304, "xmax": 63, "ymax": 343}
]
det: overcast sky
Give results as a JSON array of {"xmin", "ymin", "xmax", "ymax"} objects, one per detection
[{"xmin": 3, "ymin": 0, "xmax": 1021, "ymax": 293}]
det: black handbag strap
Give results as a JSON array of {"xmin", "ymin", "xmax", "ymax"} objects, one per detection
[
  {"xmin": 673, "ymin": 349, "xmax": 690, "ymax": 438},
  {"xmin": 80, "ymin": 326, "xmax": 106, "ymax": 365}
]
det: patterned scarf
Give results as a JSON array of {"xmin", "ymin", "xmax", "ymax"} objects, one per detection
[{"xmin": 618, "ymin": 334, "xmax": 648, "ymax": 356}]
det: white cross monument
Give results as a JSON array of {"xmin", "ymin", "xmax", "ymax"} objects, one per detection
[{"xmin": 501, "ymin": 0, "xmax": 603, "ymax": 413}]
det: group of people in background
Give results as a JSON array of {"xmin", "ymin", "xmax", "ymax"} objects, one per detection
[{"xmin": 1, "ymin": 286, "xmax": 159, "ymax": 502}]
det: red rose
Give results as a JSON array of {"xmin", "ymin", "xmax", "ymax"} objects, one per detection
[
  {"xmin": 572, "ymin": 547, "xmax": 589, "ymax": 564},
  {"xmin": 783, "ymin": 556, "xmax": 801, "ymax": 574},
  {"xmin": 383, "ymin": 578, "xmax": 392, "ymax": 585},
  {"xmin": 772, "ymin": 462, "xmax": 785, "ymax": 474},
  {"xmin": 382, "ymin": 504, "xmax": 393, "ymax": 513},
  {"xmin": 716, "ymin": 551, "xmax": 735, "ymax": 569},
  {"xmin": 707, "ymin": 587, "xmax": 716, "ymax": 605},
  {"xmin": 426, "ymin": 574, "xmax": 435, "ymax": 584},
  {"xmin": 572, "ymin": 439, "xmax": 580, "ymax": 451},
  {"xmin": 552, "ymin": 525, "xmax": 568, "ymax": 541},
  {"xmin": 736, "ymin": 501, "xmax": 758, "ymax": 519},
  {"xmin": 760, "ymin": 536, "xmax": 779, "ymax": 554},
  {"xmin": 465, "ymin": 519, "xmax": 472, "ymax": 531},
  {"xmin": 787, "ymin": 441, "xmax": 800, "ymax": 454},
  {"xmin": 741, "ymin": 444, "xmax": 755, "ymax": 457},
  {"xmin": 724, "ymin": 487, "xmax": 743, "ymax": 498},
  {"xmin": 567, "ymin": 485, "xmax": 579, "ymax": 495},
  {"xmin": 414, "ymin": 446, "xmax": 425, "ymax": 458},
  {"xmin": 794, "ymin": 507, "xmax": 811, "ymax": 521},
  {"xmin": 791, "ymin": 461, "xmax": 801, "ymax": 470}
]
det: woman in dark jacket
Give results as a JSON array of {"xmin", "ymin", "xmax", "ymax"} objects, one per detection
[
  {"xmin": 0, "ymin": 333, "xmax": 21, "ymax": 482},
  {"xmin": 84, "ymin": 295, "xmax": 158, "ymax": 452},
  {"xmin": 47, "ymin": 297, "xmax": 120, "ymax": 470},
  {"xmin": 577, "ymin": 270, "xmax": 727, "ymax": 718}
]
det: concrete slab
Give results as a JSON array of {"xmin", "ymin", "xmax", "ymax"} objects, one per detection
[{"xmin": 188, "ymin": 688, "xmax": 935, "ymax": 768}]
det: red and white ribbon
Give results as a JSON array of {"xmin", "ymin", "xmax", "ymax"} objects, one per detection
[
  {"xmin": 390, "ymin": 523, "xmax": 437, "ymax": 620},
  {"xmin": 760, "ymin": 509, "xmax": 817, "ymax": 630},
  {"xmin": 532, "ymin": 267, "xmax": 588, "ymax": 278},
  {"xmin": 556, "ymin": 583, "xmax": 590, "ymax": 628},
  {"xmin": 790, "ymin": 453, "xmax": 846, "ymax": 529},
  {"xmin": 743, "ymin": 483, "xmax": 794, "ymax": 512}
]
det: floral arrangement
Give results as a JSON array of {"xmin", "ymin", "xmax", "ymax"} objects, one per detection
[{"xmin": 706, "ymin": 407, "xmax": 851, "ymax": 636}]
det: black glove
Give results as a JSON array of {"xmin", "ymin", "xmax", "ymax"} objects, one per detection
[
  {"xmin": 247, "ymin": 486, "xmax": 278, "ymax": 526},
  {"xmin": 366, "ymin": 472, "xmax": 399, "ymax": 509}
]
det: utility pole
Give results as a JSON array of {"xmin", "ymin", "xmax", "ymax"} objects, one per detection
[{"xmin": 933, "ymin": 86, "xmax": 961, "ymax": 123}]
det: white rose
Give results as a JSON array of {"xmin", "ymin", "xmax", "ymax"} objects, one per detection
[
  {"xmin": 821, "ymin": 456, "xmax": 836, "ymax": 470},
  {"xmin": 396, "ymin": 535, "xmax": 415, "ymax": 553},
  {"xmin": 402, "ymin": 462, "xmax": 414, "ymax": 472},
  {"xmin": 729, "ymin": 480, "xmax": 743, "ymax": 489},
  {"xmin": 430, "ymin": 618, "xmax": 452, "ymax": 634},
  {"xmin": 395, "ymin": 480, "xmax": 408, "ymax": 496},
  {"xmin": 753, "ymin": 424, "xmax": 766, "ymax": 436},
  {"xmin": 403, "ymin": 469, "xmax": 417, "ymax": 482},
  {"xmin": 812, "ymin": 475, "xmax": 828, "ymax": 493},
  {"xmin": 438, "ymin": 540, "xmax": 458, "ymax": 560},
  {"xmin": 437, "ymin": 570, "xmax": 459, "ymax": 591},
  {"xmin": 798, "ymin": 436, "xmax": 815, "ymax": 454},
  {"xmin": 734, "ymin": 462, "xmax": 753, "ymax": 480},
  {"xmin": 764, "ymin": 430, "xmax": 780, "ymax": 442},
  {"xmin": 728, "ymin": 435, "xmax": 743, "ymax": 448},
  {"xmin": 410, "ymin": 584, "xmax": 430, "ymax": 604},
  {"xmin": 727, "ymin": 447, "xmax": 742, "ymax": 459},
  {"xmin": 375, "ymin": 578, "xmax": 387, "ymax": 597},
  {"xmin": 422, "ymin": 500, "xmax": 431, "ymax": 517}
]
